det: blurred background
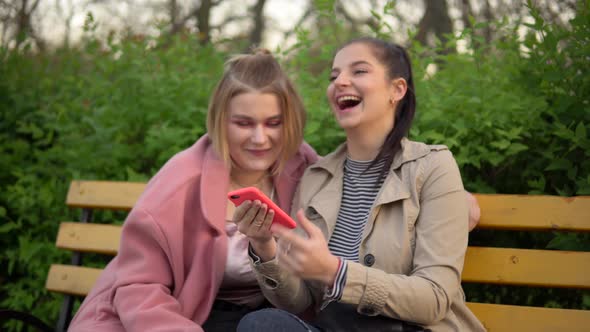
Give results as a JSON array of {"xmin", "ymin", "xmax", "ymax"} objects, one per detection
[{"xmin": 1, "ymin": 0, "xmax": 588, "ymax": 330}]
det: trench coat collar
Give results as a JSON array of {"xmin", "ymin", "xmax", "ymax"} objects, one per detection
[
  {"xmin": 308, "ymin": 138, "xmax": 434, "ymax": 209},
  {"xmin": 310, "ymin": 138, "xmax": 431, "ymax": 175}
]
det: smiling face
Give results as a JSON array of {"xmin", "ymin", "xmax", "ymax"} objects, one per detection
[
  {"xmin": 226, "ymin": 92, "xmax": 283, "ymax": 176},
  {"xmin": 327, "ymin": 43, "xmax": 400, "ymax": 134}
]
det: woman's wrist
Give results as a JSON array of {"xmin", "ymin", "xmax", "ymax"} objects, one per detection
[
  {"xmin": 322, "ymin": 255, "xmax": 341, "ymax": 286},
  {"xmin": 250, "ymin": 239, "xmax": 276, "ymax": 262}
]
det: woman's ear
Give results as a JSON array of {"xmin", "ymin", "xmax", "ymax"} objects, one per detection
[{"xmin": 389, "ymin": 78, "xmax": 408, "ymax": 104}]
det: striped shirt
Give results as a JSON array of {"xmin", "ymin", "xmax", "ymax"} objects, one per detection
[
  {"xmin": 324, "ymin": 156, "xmax": 386, "ymax": 304},
  {"xmin": 328, "ymin": 157, "xmax": 386, "ymax": 261}
]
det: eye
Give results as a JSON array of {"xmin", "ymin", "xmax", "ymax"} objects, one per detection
[
  {"xmin": 329, "ymin": 71, "xmax": 339, "ymax": 82},
  {"xmin": 354, "ymin": 69, "xmax": 368, "ymax": 75},
  {"xmin": 266, "ymin": 119, "xmax": 282, "ymax": 127},
  {"xmin": 233, "ymin": 120, "xmax": 253, "ymax": 127}
]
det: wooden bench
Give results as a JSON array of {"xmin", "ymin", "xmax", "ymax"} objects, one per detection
[{"xmin": 43, "ymin": 181, "xmax": 590, "ymax": 331}]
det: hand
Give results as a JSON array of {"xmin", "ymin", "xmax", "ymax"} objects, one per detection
[
  {"xmin": 271, "ymin": 209, "xmax": 340, "ymax": 287},
  {"xmin": 466, "ymin": 192, "xmax": 481, "ymax": 232},
  {"xmin": 234, "ymin": 200, "xmax": 277, "ymax": 261}
]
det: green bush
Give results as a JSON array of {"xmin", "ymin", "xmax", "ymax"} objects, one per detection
[{"xmin": 1, "ymin": 2, "xmax": 588, "ymax": 330}]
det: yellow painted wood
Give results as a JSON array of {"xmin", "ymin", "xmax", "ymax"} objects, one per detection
[
  {"xmin": 66, "ymin": 180, "xmax": 146, "ymax": 210},
  {"xmin": 463, "ymin": 246, "xmax": 590, "ymax": 288},
  {"xmin": 45, "ymin": 264, "xmax": 103, "ymax": 297},
  {"xmin": 474, "ymin": 194, "xmax": 590, "ymax": 231},
  {"xmin": 467, "ymin": 302, "xmax": 590, "ymax": 332},
  {"xmin": 56, "ymin": 222, "xmax": 121, "ymax": 255},
  {"xmin": 53, "ymin": 184, "xmax": 590, "ymax": 325}
]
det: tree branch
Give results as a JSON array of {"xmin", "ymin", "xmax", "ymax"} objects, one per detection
[
  {"xmin": 210, "ymin": 15, "xmax": 248, "ymax": 30},
  {"xmin": 283, "ymin": 4, "xmax": 314, "ymax": 40}
]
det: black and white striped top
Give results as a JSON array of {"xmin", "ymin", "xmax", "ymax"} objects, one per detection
[
  {"xmin": 328, "ymin": 157, "xmax": 387, "ymax": 262},
  {"xmin": 323, "ymin": 156, "xmax": 387, "ymax": 304}
]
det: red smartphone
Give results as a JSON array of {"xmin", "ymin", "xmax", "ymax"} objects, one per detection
[{"xmin": 227, "ymin": 187, "xmax": 297, "ymax": 229}]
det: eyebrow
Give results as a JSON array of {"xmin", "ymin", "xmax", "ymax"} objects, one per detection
[
  {"xmin": 331, "ymin": 60, "xmax": 373, "ymax": 72},
  {"xmin": 230, "ymin": 114, "xmax": 282, "ymax": 120}
]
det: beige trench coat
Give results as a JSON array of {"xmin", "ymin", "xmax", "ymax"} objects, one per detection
[{"xmin": 251, "ymin": 138, "xmax": 486, "ymax": 332}]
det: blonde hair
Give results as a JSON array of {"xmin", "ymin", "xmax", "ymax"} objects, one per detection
[{"xmin": 206, "ymin": 49, "xmax": 306, "ymax": 174}]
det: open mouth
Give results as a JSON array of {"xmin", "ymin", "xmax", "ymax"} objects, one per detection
[{"xmin": 336, "ymin": 95, "xmax": 362, "ymax": 110}]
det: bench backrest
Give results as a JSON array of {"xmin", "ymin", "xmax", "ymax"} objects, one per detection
[
  {"xmin": 48, "ymin": 181, "xmax": 590, "ymax": 331},
  {"xmin": 461, "ymin": 194, "xmax": 590, "ymax": 331}
]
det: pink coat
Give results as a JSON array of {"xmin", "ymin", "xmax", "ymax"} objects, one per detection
[{"xmin": 68, "ymin": 135, "xmax": 318, "ymax": 331}]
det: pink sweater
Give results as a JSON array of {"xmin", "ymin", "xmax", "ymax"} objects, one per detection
[{"xmin": 68, "ymin": 135, "xmax": 318, "ymax": 331}]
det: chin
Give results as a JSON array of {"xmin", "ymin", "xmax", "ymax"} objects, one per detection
[
  {"xmin": 244, "ymin": 162, "xmax": 274, "ymax": 173},
  {"xmin": 333, "ymin": 110, "xmax": 360, "ymax": 127},
  {"xmin": 336, "ymin": 118, "xmax": 360, "ymax": 130}
]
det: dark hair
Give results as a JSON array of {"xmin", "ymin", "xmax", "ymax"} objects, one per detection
[{"xmin": 338, "ymin": 37, "xmax": 416, "ymax": 180}]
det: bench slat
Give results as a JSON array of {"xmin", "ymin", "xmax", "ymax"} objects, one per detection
[
  {"xmin": 463, "ymin": 246, "xmax": 590, "ymax": 288},
  {"xmin": 55, "ymin": 184, "xmax": 590, "ymax": 329},
  {"xmin": 46, "ymin": 264, "xmax": 103, "ymax": 297},
  {"xmin": 56, "ymin": 222, "xmax": 122, "ymax": 255},
  {"xmin": 474, "ymin": 194, "xmax": 590, "ymax": 231},
  {"xmin": 66, "ymin": 181, "xmax": 146, "ymax": 210},
  {"xmin": 66, "ymin": 182, "xmax": 590, "ymax": 232},
  {"xmin": 467, "ymin": 302, "xmax": 590, "ymax": 332}
]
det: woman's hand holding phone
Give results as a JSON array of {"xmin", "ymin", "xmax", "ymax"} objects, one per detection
[{"xmin": 231, "ymin": 197, "xmax": 277, "ymax": 262}]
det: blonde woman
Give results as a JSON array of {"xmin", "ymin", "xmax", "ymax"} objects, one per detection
[{"xmin": 68, "ymin": 49, "xmax": 318, "ymax": 332}]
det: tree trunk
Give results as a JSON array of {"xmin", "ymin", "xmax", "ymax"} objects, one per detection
[
  {"xmin": 249, "ymin": 0, "xmax": 267, "ymax": 47},
  {"xmin": 416, "ymin": 0, "xmax": 454, "ymax": 53},
  {"xmin": 460, "ymin": 0, "xmax": 474, "ymax": 30},
  {"xmin": 169, "ymin": 0, "xmax": 179, "ymax": 32},
  {"xmin": 482, "ymin": 0, "xmax": 492, "ymax": 44},
  {"xmin": 15, "ymin": 0, "xmax": 30, "ymax": 47},
  {"xmin": 14, "ymin": 0, "xmax": 43, "ymax": 50},
  {"xmin": 197, "ymin": 0, "xmax": 212, "ymax": 44}
]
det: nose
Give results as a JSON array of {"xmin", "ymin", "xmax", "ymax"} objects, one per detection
[
  {"xmin": 333, "ymin": 72, "xmax": 350, "ymax": 87},
  {"xmin": 251, "ymin": 125, "xmax": 268, "ymax": 144}
]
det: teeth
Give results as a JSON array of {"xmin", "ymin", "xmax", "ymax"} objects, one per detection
[{"xmin": 337, "ymin": 95, "xmax": 361, "ymax": 103}]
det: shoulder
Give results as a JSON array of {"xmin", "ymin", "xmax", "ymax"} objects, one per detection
[
  {"xmin": 296, "ymin": 141, "xmax": 320, "ymax": 166},
  {"xmin": 159, "ymin": 135, "xmax": 212, "ymax": 175},
  {"xmin": 402, "ymin": 140, "xmax": 463, "ymax": 197},
  {"xmin": 135, "ymin": 135, "xmax": 218, "ymax": 212},
  {"xmin": 398, "ymin": 139, "xmax": 455, "ymax": 169},
  {"xmin": 401, "ymin": 138, "xmax": 448, "ymax": 161},
  {"xmin": 281, "ymin": 141, "xmax": 320, "ymax": 180},
  {"xmin": 421, "ymin": 143, "xmax": 457, "ymax": 173}
]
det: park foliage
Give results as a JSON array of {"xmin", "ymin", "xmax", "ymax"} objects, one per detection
[{"xmin": 1, "ymin": 1, "xmax": 589, "ymax": 330}]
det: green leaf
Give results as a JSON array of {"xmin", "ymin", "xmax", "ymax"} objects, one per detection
[
  {"xmin": 506, "ymin": 143, "xmax": 528, "ymax": 155},
  {"xmin": 490, "ymin": 140, "xmax": 511, "ymax": 150},
  {"xmin": 528, "ymin": 176, "xmax": 545, "ymax": 190},
  {"xmin": 545, "ymin": 159, "xmax": 573, "ymax": 171},
  {"xmin": 0, "ymin": 221, "xmax": 19, "ymax": 233},
  {"xmin": 487, "ymin": 152, "xmax": 505, "ymax": 166},
  {"xmin": 575, "ymin": 122, "xmax": 587, "ymax": 140}
]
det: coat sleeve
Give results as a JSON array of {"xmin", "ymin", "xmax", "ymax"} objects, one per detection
[
  {"xmin": 111, "ymin": 208, "xmax": 203, "ymax": 332},
  {"xmin": 248, "ymin": 143, "xmax": 321, "ymax": 314},
  {"xmin": 340, "ymin": 150, "xmax": 469, "ymax": 325},
  {"xmin": 249, "ymin": 178, "xmax": 317, "ymax": 314}
]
